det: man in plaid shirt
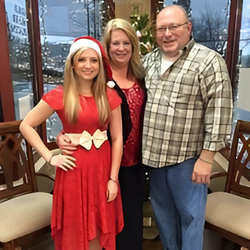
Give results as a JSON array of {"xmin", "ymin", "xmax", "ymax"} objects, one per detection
[{"xmin": 142, "ymin": 5, "xmax": 233, "ymax": 250}]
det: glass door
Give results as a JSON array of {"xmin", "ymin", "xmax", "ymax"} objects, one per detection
[{"xmin": 234, "ymin": 0, "xmax": 250, "ymax": 122}]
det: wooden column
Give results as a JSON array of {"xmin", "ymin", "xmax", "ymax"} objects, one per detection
[
  {"xmin": 225, "ymin": 0, "xmax": 243, "ymax": 95},
  {"xmin": 0, "ymin": 0, "xmax": 15, "ymax": 121}
]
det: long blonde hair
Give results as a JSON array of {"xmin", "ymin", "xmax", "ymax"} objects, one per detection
[
  {"xmin": 63, "ymin": 47, "xmax": 110, "ymax": 125},
  {"xmin": 102, "ymin": 18, "xmax": 145, "ymax": 80}
]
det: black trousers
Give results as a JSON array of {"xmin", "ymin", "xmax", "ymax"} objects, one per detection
[{"xmin": 116, "ymin": 163, "xmax": 145, "ymax": 250}]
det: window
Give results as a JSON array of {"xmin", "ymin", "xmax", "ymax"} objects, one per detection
[
  {"xmin": 164, "ymin": 0, "xmax": 230, "ymax": 57},
  {"xmin": 38, "ymin": 0, "xmax": 102, "ymax": 141},
  {"xmin": 234, "ymin": 0, "xmax": 250, "ymax": 122},
  {"xmin": 5, "ymin": 0, "xmax": 34, "ymax": 121}
]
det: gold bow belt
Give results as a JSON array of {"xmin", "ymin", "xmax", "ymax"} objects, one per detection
[{"xmin": 65, "ymin": 129, "xmax": 108, "ymax": 150}]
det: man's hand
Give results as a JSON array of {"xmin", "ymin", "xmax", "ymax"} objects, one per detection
[
  {"xmin": 56, "ymin": 132, "xmax": 77, "ymax": 155},
  {"xmin": 192, "ymin": 158, "xmax": 212, "ymax": 184}
]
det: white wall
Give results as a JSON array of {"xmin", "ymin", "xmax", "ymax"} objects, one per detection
[
  {"xmin": 237, "ymin": 68, "xmax": 250, "ymax": 111},
  {"xmin": 115, "ymin": 0, "xmax": 151, "ymax": 21}
]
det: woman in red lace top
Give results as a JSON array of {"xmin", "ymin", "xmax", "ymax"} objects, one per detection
[{"xmin": 102, "ymin": 18, "xmax": 146, "ymax": 250}]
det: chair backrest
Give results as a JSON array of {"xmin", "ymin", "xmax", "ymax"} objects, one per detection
[
  {"xmin": 225, "ymin": 120, "xmax": 250, "ymax": 197},
  {"xmin": 0, "ymin": 120, "xmax": 37, "ymax": 201}
]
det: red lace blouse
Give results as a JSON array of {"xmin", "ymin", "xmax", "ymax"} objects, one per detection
[{"xmin": 121, "ymin": 82, "xmax": 145, "ymax": 167}]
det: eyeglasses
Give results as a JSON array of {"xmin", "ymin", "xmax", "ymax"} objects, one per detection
[{"xmin": 156, "ymin": 22, "xmax": 188, "ymax": 34}]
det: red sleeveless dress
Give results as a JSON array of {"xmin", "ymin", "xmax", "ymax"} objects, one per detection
[{"xmin": 42, "ymin": 86, "xmax": 124, "ymax": 250}]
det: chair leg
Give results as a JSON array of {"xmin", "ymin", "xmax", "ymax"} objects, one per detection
[
  {"xmin": 3, "ymin": 241, "xmax": 16, "ymax": 250},
  {"xmin": 233, "ymin": 244, "xmax": 242, "ymax": 250}
]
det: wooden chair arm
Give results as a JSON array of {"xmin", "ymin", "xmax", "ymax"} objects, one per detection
[
  {"xmin": 210, "ymin": 171, "xmax": 228, "ymax": 179},
  {"xmin": 35, "ymin": 173, "xmax": 55, "ymax": 182}
]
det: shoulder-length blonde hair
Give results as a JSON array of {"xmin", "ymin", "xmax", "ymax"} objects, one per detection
[
  {"xmin": 63, "ymin": 47, "xmax": 110, "ymax": 125},
  {"xmin": 102, "ymin": 18, "xmax": 145, "ymax": 80}
]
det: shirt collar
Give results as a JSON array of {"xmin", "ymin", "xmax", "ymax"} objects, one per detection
[{"xmin": 182, "ymin": 37, "xmax": 195, "ymax": 55}]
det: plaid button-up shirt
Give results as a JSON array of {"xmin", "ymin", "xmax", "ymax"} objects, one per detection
[{"xmin": 141, "ymin": 38, "xmax": 233, "ymax": 168}]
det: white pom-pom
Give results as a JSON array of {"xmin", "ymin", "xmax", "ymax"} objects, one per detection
[
  {"xmin": 107, "ymin": 81, "xmax": 115, "ymax": 88},
  {"xmin": 136, "ymin": 30, "xmax": 142, "ymax": 38}
]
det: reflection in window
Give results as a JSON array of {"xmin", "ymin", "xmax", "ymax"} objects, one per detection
[
  {"xmin": 234, "ymin": 0, "xmax": 250, "ymax": 125},
  {"xmin": 191, "ymin": 3, "xmax": 229, "ymax": 57},
  {"xmin": 239, "ymin": 1, "xmax": 250, "ymax": 68},
  {"xmin": 5, "ymin": 0, "xmax": 34, "ymax": 120},
  {"xmin": 39, "ymin": 0, "xmax": 102, "ymax": 142}
]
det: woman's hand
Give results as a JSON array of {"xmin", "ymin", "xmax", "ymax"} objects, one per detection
[
  {"xmin": 56, "ymin": 132, "xmax": 78, "ymax": 155},
  {"xmin": 50, "ymin": 154, "xmax": 76, "ymax": 171},
  {"xmin": 106, "ymin": 179, "xmax": 118, "ymax": 202}
]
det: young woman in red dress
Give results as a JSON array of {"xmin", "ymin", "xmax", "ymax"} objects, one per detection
[
  {"xmin": 20, "ymin": 36, "xmax": 124, "ymax": 250},
  {"xmin": 57, "ymin": 19, "xmax": 147, "ymax": 250}
]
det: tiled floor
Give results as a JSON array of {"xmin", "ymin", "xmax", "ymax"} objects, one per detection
[
  {"xmin": 143, "ymin": 230, "xmax": 240, "ymax": 250},
  {"xmin": 8, "ymin": 237, "xmax": 164, "ymax": 250},
  {"xmin": 0, "ymin": 230, "xmax": 240, "ymax": 250}
]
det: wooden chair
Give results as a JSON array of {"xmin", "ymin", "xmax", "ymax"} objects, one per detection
[
  {"xmin": 0, "ymin": 120, "xmax": 53, "ymax": 250},
  {"xmin": 35, "ymin": 148, "xmax": 60, "ymax": 193},
  {"xmin": 205, "ymin": 120, "xmax": 250, "ymax": 249}
]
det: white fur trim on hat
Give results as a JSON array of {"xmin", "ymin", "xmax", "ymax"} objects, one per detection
[{"xmin": 69, "ymin": 39, "xmax": 101, "ymax": 57}]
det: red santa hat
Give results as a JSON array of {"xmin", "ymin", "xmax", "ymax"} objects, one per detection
[{"xmin": 69, "ymin": 36, "xmax": 112, "ymax": 82}]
